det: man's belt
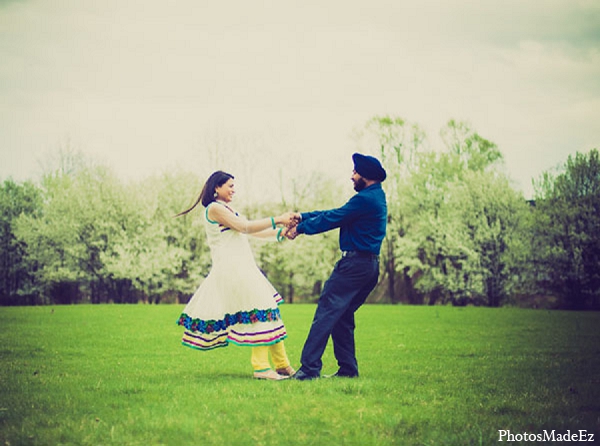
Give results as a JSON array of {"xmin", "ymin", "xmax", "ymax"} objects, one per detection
[{"xmin": 341, "ymin": 251, "xmax": 379, "ymax": 260}]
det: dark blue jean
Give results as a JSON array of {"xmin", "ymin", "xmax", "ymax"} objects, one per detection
[{"xmin": 299, "ymin": 254, "xmax": 380, "ymax": 377}]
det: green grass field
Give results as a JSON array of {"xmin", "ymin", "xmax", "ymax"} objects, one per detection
[{"xmin": 1, "ymin": 304, "xmax": 598, "ymax": 445}]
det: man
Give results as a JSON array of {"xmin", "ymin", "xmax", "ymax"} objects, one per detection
[{"xmin": 286, "ymin": 153, "xmax": 387, "ymax": 380}]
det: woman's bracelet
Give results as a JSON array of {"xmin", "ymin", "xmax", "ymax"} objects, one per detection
[
  {"xmin": 270, "ymin": 217, "xmax": 276, "ymax": 229},
  {"xmin": 276, "ymin": 227, "xmax": 284, "ymax": 242}
]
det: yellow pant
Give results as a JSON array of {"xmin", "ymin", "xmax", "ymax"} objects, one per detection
[{"xmin": 251, "ymin": 341, "xmax": 290, "ymax": 372}]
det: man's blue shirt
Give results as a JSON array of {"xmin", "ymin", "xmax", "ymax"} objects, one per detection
[{"xmin": 296, "ymin": 183, "xmax": 387, "ymax": 255}]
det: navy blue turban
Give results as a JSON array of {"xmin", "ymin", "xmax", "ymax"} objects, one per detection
[{"xmin": 352, "ymin": 153, "xmax": 387, "ymax": 182}]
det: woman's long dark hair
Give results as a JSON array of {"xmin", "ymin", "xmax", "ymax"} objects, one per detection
[{"xmin": 175, "ymin": 171, "xmax": 234, "ymax": 217}]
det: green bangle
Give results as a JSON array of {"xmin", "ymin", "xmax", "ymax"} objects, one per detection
[
  {"xmin": 270, "ymin": 217, "xmax": 276, "ymax": 229},
  {"xmin": 277, "ymin": 227, "xmax": 284, "ymax": 242}
]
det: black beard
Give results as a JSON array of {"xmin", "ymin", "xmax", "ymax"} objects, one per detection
[{"xmin": 353, "ymin": 177, "xmax": 367, "ymax": 192}]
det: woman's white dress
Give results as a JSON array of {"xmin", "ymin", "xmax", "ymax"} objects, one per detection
[{"xmin": 176, "ymin": 201, "xmax": 287, "ymax": 350}]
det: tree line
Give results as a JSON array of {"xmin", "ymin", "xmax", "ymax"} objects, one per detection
[{"xmin": 1, "ymin": 117, "xmax": 598, "ymax": 310}]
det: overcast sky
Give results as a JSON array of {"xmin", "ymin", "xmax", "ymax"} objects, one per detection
[{"xmin": 1, "ymin": 0, "xmax": 599, "ymax": 199}]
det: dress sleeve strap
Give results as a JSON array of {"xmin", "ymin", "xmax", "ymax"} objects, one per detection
[{"xmin": 205, "ymin": 203, "xmax": 219, "ymax": 224}]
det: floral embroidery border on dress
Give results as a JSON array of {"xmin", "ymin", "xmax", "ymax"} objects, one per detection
[{"xmin": 177, "ymin": 307, "xmax": 282, "ymax": 334}]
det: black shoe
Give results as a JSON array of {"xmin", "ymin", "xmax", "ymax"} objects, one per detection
[
  {"xmin": 292, "ymin": 369, "xmax": 319, "ymax": 381},
  {"xmin": 324, "ymin": 371, "xmax": 359, "ymax": 379}
]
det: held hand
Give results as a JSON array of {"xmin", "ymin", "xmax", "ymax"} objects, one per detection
[
  {"xmin": 289, "ymin": 212, "xmax": 302, "ymax": 227},
  {"xmin": 276, "ymin": 212, "xmax": 295, "ymax": 227},
  {"xmin": 283, "ymin": 225, "xmax": 299, "ymax": 240},
  {"xmin": 276, "ymin": 212, "xmax": 301, "ymax": 227}
]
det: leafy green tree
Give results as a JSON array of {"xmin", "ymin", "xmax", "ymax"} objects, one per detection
[
  {"xmin": 440, "ymin": 119, "xmax": 503, "ymax": 172},
  {"xmin": 0, "ymin": 180, "xmax": 42, "ymax": 305},
  {"xmin": 532, "ymin": 149, "xmax": 600, "ymax": 310},
  {"xmin": 393, "ymin": 120, "xmax": 523, "ymax": 306},
  {"xmin": 441, "ymin": 171, "xmax": 532, "ymax": 306},
  {"xmin": 395, "ymin": 149, "xmax": 483, "ymax": 305},
  {"xmin": 104, "ymin": 171, "xmax": 210, "ymax": 304},
  {"xmin": 15, "ymin": 164, "xmax": 131, "ymax": 303},
  {"xmin": 13, "ymin": 155, "xmax": 211, "ymax": 305}
]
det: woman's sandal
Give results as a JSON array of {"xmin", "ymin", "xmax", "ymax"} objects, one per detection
[
  {"xmin": 253, "ymin": 369, "xmax": 289, "ymax": 381},
  {"xmin": 275, "ymin": 366, "xmax": 296, "ymax": 377}
]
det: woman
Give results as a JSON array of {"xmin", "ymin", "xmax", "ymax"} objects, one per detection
[{"xmin": 176, "ymin": 171, "xmax": 296, "ymax": 380}]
